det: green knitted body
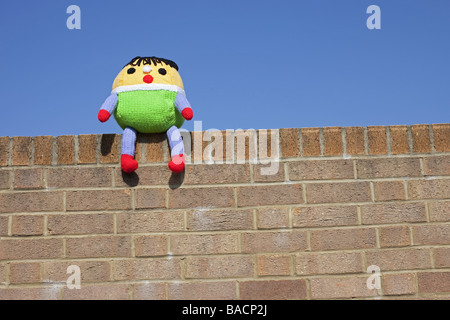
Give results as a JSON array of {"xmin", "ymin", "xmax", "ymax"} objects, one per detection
[{"xmin": 114, "ymin": 90, "xmax": 185, "ymax": 133}]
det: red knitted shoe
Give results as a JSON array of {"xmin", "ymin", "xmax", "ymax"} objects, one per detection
[
  {"xmin": 168, "ymin": 154, "xmax": 185, "ymax": 173},
  {"xmin": 121, "ymin": 154, "xmax": 138, "ymax": 173}
]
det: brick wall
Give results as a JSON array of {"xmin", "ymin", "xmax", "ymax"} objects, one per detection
[{"xmin": 0, "ymin": 124, "xmax": 449, "ymax": 300}]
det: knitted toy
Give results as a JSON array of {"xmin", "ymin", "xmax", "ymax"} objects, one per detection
[{"xmin": 98, "ymin": 56, "xmax": 193, "ymax": 173}]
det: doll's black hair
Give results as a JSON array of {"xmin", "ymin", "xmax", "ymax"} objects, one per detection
[{"xmin": 125, "ymin": 56, "xmax": 179, "ymax": 71}]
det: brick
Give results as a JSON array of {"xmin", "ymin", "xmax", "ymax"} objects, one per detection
[
  {"xmin": 234, "ymin": 129, "xmax": 257, "ymax": 161},
  {"xmin": 280, "ymin": 128, "xmax": 300, "ymax": 158},
  {"xmin": 48, "ymin": 167, "xmax": 112, "ymax": 188},
  {"xmin": 10, "ymin": 262, "xmax": 41, "ymax": 284},
  {"xmin": 413, "ymin": 224, "xmax": 450, "ymax": 245},
  {"xmin": 361, "ymin": 203, "xmax": 426, "ymax": 225},
  {"xmin": 65, "ymin": 236, "xmax": 131, "ymax": 258},
  {"xmin": 323, "ymin": 127, "xmax": 343, "ymax": 156},
  {"xmin": 301, "ymin": 127, "xmax": 321, "ymax": 156},
  {"xmin": 257, "ymin": 208, "xmax": 289, "ymax": 229},
  {"xmin": 185, "ymin": 256, "xmax": 254, "ymax": 279},
  {"xmin": 0, "ymin": 191, "xmax": 63, "ymax": 213},
  {"xmin": 310, "ymin": 228, "xmax": 376, "ymax": 251},
  {"xmin": 0, "ymin": 216, "xmax": 8, "ymax": 236},
  {"xmin": 241, "ymin": 230, "xmax": 307, "ymax": 253},
  {"xmin": 418, "ymin": 272, "xmax": 450, "ymax": 293},
  {"xmin": 205, "ymin": 130, "xmax": 231, "ymax": 162},
  {"xmin": 56, "ymin": 135, "xmax": 75, "ymax": 165},
  {"xmin": 411, "ymin": 124, "xmax": 431, "ymax": 153},
  {"xmin": 345, "ymin": 127, "xmax": 365, "ymax": 155},
  {"xmin": 117, "ymin": 211, "xmax": 184, "ymax": 233},
  {"xmin": 77, "ymin": 134, "xmax": 97, "ymax": 164},
  {"xmin": 170, "ymin": 233, "xmax": 239, "ymax": 255},
  {"xmin": 373, "ymin": 181, "xmax": 406, "ymax": 201},
  {"xmin": 292, "ymin": 205, "xmax": 358, "ymax": 227},
  {"xmin": 12, "ymin": 136, "xmax": 32, "ymax": 166},
  {"xmin": 368, "ymin": 126, "xmax": 388, "ymax": 155},
  {"xmin": 214, "ymin": 130, "xmax": 235, "ymax": 162},
  {"xmin": 0, "ymin": 238, "xmax": 63, "ymax": 260},
  {"xmin": 212, "ymin": 130, "xmax": 234, "ymax": 163},
  {"xmin": 379, "ymin": 226, "xmax": 411, "ymax": 247},
  {"xmin": 257, "ymin": 254, "xmax": 291, "ymax": 276},
  {"xmin": 33, "ymin": 136, "xmax": 53, "ymax": 165},
  {"xmin": 141, "ymin": 133, "xmax": 167, "ymax": 163},
  {"xmin": 135, "ymin": 235, "xmax": 168, "ymax": 257},
  {"xmin": 100, "ymin": 134, "xmax": 120, "ymax": 163},
  {"xmin": 295, "ymin": 251, "xmax": 363, "ymax": 275},
  {"xmin": 289, "ymin": 159, "xmax": 354, "ymax": 180},
  {"xmin": 43, "ymin": 261, "xmax": 110, "ymax": 283},
  {"xmin": 115, "ymin": 165, "xmax": 172, "ymax": 187},
  {"xmin": 390, "ymin": 125, "xmax": 410, "ymax": 154},
  {"xmin": 184, "ymin": 164, "xmax": 250, "ymax": 184},
  {"xmin": 66, "ymin": 189, "xmax": 131, "ymax": 211},
  {"xmin": 408, "ymin": 179, "xmax": 450, "ymax": 199},
  {"xmin": 190, "ymin": 131, "xmax": 210, "ymax": 163},
  {"xmin": 253, "ymin": 163, "xmax": 284, "ymax": 182},
  {"xmin": 134, "ymin": 283, "xmax": 166, "ymax": 300},
  {"xmin": 13, "ymin": 168, "xmax": 43, "ymax": 189},
  {"xmin": 187, "ymin": 208, "xmax": 253, "ymax": 231},
  {"xmin": 306, "ymin": 182, "xmax": 371, "ymax": 204},
  {"xmin": 135, "ymin": 188, "xmax": 166, "ymax": 209},
  {"xmin": 0, "ymin": 170, "xmax": 11, "ymax": 189},
  {"xmin": 434, "ymin": 248, "xmax": 450, "ymax": 268},
  {"xmin": 429, "ymin": 201, "xmax": 450, "ymax": 222},
  {"xmin": 240, "ymin": 279, "xmax": 307, "ymax": 300},
  {"xmin": 0, "ymin": 136, "xmax": 9, "ymax": 166},
  {"xmin": 169, "ymin": 187, "xmax": 234, "ymax": 209},
  {"xmin": 0, "ymin": 287, "xmax": 61, "ymax": 300},
  {"xmin": 47, "ymin": 213, "xmax": 114, "ymax": 235},
  {"xmin": 11, "ymin": 215, "xmax": 44, "ymax": 236},
  {"xmin": 433, "ymin": 124, "xmax": 450, "ymax": 152},
  {"xmin": 113, "ymin": 258, "xmax": 181, "ymax": 280},
  {"xmin": 357, "ymin": 158, "xmax": 421, "ymax": 178},
  {"xmin": 62, "ymin": 284, "xmax": 130, "ymax": 300},
  {"xmin": 168, "ymin": 281, "xmax": 236, "ymax": 300},
  {"xmin": 383, "ymin": 273, "xmax": 415, "ymax": 296},
  {"xmin": 365, "ymin": 248, "xmax": 432, "ymax": 271},
  {"xmin": 257, "ymin": 129, "xmax": 278, "ymax": 160},
  {"xmin": 423, "ymin": 156, "xmax": 450, "ymax": 176},
  {"xmin": 237, "ymin": 184, "xmax": 303, "ymax": 207},
  {"xmin": 310, "ymin": 276, "xmax": 377, "ymax": 299}
]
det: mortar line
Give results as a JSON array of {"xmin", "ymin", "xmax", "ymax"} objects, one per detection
[
  {"xmin": 319, "ymin": 128, "xmax": 324, "ymax": 156},
  {"xmin": 30, "ymin": 137, "xmax": 35, "ymax": 166},
  {"xmin": 7, "ymin": 137, "xmax": 12, "ymax": 167},
  {"xmin": 386, "ymin": 126, "xmax": 392, "ymax": 156},
  {"xmin": 428, "ymin": 124, "xmax": 436, "ymax": 153},
  {"xmin": 74, "ymin": 135, "xmax": 79, "ymax": 165},
  {"xmin": 341, "ymin": 127, "xmax": 348, "ymax": 157},
  {"xmin": 407, "ymin": 126, "xmax": 414, "ymax": 154}
]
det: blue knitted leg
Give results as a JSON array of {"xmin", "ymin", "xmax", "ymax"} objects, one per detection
[
  {"xmin": 167, "ymin": 125, "xmax": 184, "ymax": 157},
  {"xmin": 122, "ymin": 127, "xmax": 137, "ymax": 156}
]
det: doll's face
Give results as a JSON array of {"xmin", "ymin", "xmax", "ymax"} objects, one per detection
[{"xmin": 112, "ymin": 62, "xmax": 184, "ymax": 90}]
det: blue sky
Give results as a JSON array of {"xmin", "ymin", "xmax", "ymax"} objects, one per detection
[{"xmin": 0, "ymin": 0, "xmax": 449, "ymax": 137}]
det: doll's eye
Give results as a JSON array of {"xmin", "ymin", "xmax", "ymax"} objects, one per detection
[
  {"xmin": 127, "ymin": 68, "xmax": 136, "ymax": 74},
  {"xmin": 158, "ymin": 68, "xmax": 167, "ymax": 75}
]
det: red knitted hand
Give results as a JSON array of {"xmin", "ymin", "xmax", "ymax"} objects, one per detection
[
  {"xmin": 181, "ymin": 108, "xmax": 193, "ymax": 120},
  {"xmin": 98, "ymin": 109, "xmax": 111, "ymax": 122}
]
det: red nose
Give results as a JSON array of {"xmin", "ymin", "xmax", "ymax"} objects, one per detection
[{"xmin": 143, "ymin": 75, "xmax": 153, "ymax": 83}]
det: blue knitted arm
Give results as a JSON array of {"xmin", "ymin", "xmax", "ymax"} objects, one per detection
[
  {"xmin": 174, "ymin": 92, "xmax": 192, "ymax": 113},
  {"xmin": 100, "ymin": 92, "xmax": 118, "ymax": 114}
]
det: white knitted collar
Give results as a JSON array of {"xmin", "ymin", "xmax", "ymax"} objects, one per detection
[{"xmin": 112, "ymin": 84, "xmax": 185, "ymax": 95}]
